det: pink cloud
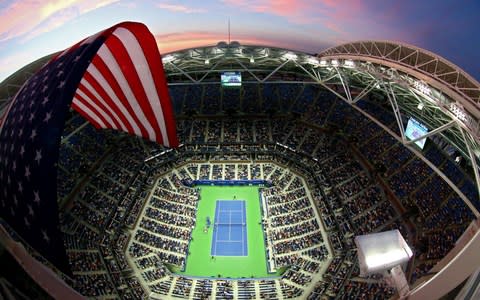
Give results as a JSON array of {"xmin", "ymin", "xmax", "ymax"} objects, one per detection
[
  {"xmin": 222, "ymin": 0, "xmax": 320, "ymax": 24},
  {"xmin": 156, "ymin": 32, "xmax": 220, "ymax": 53},
  {"xmin": 221, "ymin": 0, "xmax": 369, "ymax": 38},
  {"xmin": 155, "ymin": 31, "xmax": 330, "ymax": 55},
  {"xmin": 0, "ymin": 0, "xmax": 119, "ymax": 43},
  {"xmin": 156, "ymin": 3, "xmax": 206, "ymax": 14}
]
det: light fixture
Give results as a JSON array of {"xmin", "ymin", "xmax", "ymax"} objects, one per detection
[
  {"xmin": 413, "ymin": 80, "xmax": 432, "ymax": 96},
  {"xmin": 331, "ymin": 59, "xmax": 339, "ymax": 66},
  {"xmin": 306, "ymin": 57, "xmax": 319, "ymax": 65},
  {"xmin": 355, "ymin": 230, "xmax": 412, "ymax": 276},
  {"xmin": 417, "ymin": 102, "xmax": 424, "ymax": 110},
  {"xmin": 450, "ymin": 103, "xmax": 467, "ymax": 122},
  {"xmin": 205, "ymin": 59, "xmax": 210, "ymax": 65},
  {"xmin": 344, "ymin": 60, "xmax": 355, "ymax": 67},
  {"xmin": 250, "ymin": 57, "xmax": 254, "ymax": 63},
  {"xmin": 283, "ymin": 52, "xmax": 297, "ymax": 60},
  {"xmin": 355, "ymin": 230, "xmax": 413, "ymax": 297},
  {"xmin": 320, "ymin": 60, "xmax": 327, "ymax": 66},
  {"xmin": 162, "ymin": 55, "xmax": 174, "ymax": 64}
]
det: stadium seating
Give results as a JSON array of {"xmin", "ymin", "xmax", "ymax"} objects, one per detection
[{"xmin": 53, "ymin": 82, "xmax": 477, "ymax": 299}]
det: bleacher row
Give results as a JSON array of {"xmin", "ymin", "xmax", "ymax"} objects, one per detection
[
  {"xmin": 53, "ymin": 82, "xmax": 478, "ymax": 299},
  {"xmin": 169, "ymin": 84, "xmax": 325, "ymax": 117},
  {"xmin": 58, "ymin": 132, "xmax": 396, "ymax": 298},
  {"xmin": 171, "ymin": 83, "xmax": 478, "ymax": 284},
  {"xmin": 126, "ymin": 160, "xmax": 326, "ymax": 299}
]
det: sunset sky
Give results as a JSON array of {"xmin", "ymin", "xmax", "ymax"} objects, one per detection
[{"xmin": 0, "ymin": 0, "xmax": 479, "ymax": 83}]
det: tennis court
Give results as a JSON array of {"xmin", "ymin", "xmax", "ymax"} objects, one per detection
[{"xmin": 211, "ymin": 200, "xmax": 248, "ymax": 256}]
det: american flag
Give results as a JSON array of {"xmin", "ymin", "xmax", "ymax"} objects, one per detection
[
  {"xmin": 0, "ymin": 22, "xmax": 178, "ymax": 274},
  {"xmin": 70, "ymin": 23, "xmax": 178, "ymax": 147}
]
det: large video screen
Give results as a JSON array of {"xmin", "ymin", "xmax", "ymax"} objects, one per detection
[
  {"xmin": 221, "ymin": 71, "xmax": 241, "ymax": 87},
  {"xmin": 405, "ymin": 117, "xmax": 428, "ymax": 149}
]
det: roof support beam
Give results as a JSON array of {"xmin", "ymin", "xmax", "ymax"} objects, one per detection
[
  {"xmin": 198, "ymin": 60, "xmax": 223, "ymax": 82},
  {"xmin": 334, "ymin": 67, "xmax": 352, "ymax": 103},
  {"xmin": 383, "ymin": 82, "xmax": 407, "ymax": 141},
  {"xmin": 416, "ymin": 58, "xmax": 437, "ymax": 69},
  {"xmin": 385, "ymin": 45, "xmax": 401, "ymax": 59},
  {"xmin": 398, "ymin": 49, "xmax": 418, "ymax": 63},
  {"xmin": 352, "ymin": 79, "xmax": 378, "ymax": 103},
  {"xmin": 261, "ymin": 59, "xmax": 290, "ymax": 83},
  {"xmin": 167, "ymin": 62, "xmax": 198, "ymax": 83},
  {"xmin": 293, "ymin": 62, "xmax": 348, "ymax": 102},
  {"xmin": 234, "ymin": 59, "xmax": 262, "ymax": 83}
]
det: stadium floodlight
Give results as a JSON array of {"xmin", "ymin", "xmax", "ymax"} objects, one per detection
[
  {"xmin": 283, "ymin": 52, "xmax": 297, "ymax": 60},
  {"xmin": 417, "ymin": 102, "xmax": 424, "ymax": 110},
  {"xmin": 413, "ymin": 80, "xmax": 432, "ymax": 96},
  {"xmin": 450, "ymin": 103, "xmax": 468, "ymax": 122},
  {"xmin": 320, "ymin": 60, "xmax": 327, "ymax": 66},
  {"xmin": 344, "ymin": 59, "xmax": 355, "ymax": 67},
  {"xmin": 250, "ymin": 57, "xmax": 254, "ymax": 64},
  {"xmin": 162, "ymin": 55, "xmax": 175, "ymax": 64},
  {"xmin": 355, "ymin": 230, "xmax": 412, "ymax": 276},
  {"xmin": 205, "ymin": 58, "xmax": 210, "ymax": 65},
  {"xmin": 306, "ymin": 57, "xmax": 319, "ymax": 65},
  {"xmin": 355, "ymin": 230, "xmax": 412, "ymax": 297},
  {"xmin": 331, "ymin": 59, "xmax": 339, "ymax": 66}
]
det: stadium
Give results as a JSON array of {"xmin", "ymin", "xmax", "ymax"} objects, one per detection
[{"xmin": 1, "ymin": 25, "xmax": 480, "ymax": 300}]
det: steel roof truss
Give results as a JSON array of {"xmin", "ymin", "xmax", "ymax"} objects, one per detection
[
  {"xmin": 352, "ymin": 80, "xmax": 378, "ymax": 104},
  {"xmin": 383, "ymin": 82, "xmax": 407, "ymax": 141},
  {"xmin": 261, "ymin": 59, "xmax": 291, "ymax": 83},
  {"xmin": 167, "ymin": 62, "xmax": 198, "ymax": 83},
  {"xmin": 234, "ymin": 59, "xmax": 262, "ymax": 83},
  {"xmin": 333, "ymin": 67, "xmax": 352, "ymax": 103},
  {"xmin": 198, "ymin": 59, "xmax": 223, "ymax": 82}
]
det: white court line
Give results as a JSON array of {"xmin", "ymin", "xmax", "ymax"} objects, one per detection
[
  {"xmin": 228, "ymin": 210, "xmax": 232, "ymax": 240},
  {"xmin": 216, "ymin": 227, "xmax": 243, "ymax": 242},
  {"xmin": 216, "ymin": 240, "xmax": 243, "ymax": 243},
  {"xmin": 242, "ymin": 201, "xmax": 246, "ymax": 255},
  {"xmin": 213, "ymin": 201, "xmax": 222, "ymax": 256},
  {"xmin": 241, "ymin": 220, "xmax": 245, "ymax": 255},
  {"xmin": 213, "ymin": 224, "xmax": 220, "ymax": 256}
]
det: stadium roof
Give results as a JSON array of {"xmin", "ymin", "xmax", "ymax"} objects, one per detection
[
  {"xmin": 1, "ymin": 40, "xmax": 480, "ymax": 215},
  {"xmin": 146, "ymin": 41, "xmax": 480, "ymax": 216}
]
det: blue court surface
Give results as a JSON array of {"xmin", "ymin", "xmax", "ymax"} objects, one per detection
[{"xmin": 211, "ymin": 200, "xmax": 248, "ymax": 256}]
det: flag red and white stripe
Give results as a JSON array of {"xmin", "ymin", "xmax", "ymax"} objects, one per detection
[
  {"xmin": 0, "ymin": 21, "xmax": 178, "ymax": 276},
  {"xmin": 71, "ymin": 22, "xmax": 178, "ymax": 147}
]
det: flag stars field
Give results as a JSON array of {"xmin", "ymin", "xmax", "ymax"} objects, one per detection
[
  {"xmin": 0, "ymin": 21, "xmax": 179, "ymax": 274},
  {"xmin": 44, "ymin": 111, "xmax": 52, "ymax": 123},
  {"xmin": 25, "ymin": 166, "xmax": 31, "ymax": 179}
]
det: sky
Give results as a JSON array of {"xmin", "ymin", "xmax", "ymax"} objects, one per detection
[{"xmin": 0, "ymin": 0, "xmax": 479, "ymax": 83}]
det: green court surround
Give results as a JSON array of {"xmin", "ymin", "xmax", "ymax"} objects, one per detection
[{"xmin": 176, "ymin": 185, "xmax": 280, "ymax": 278}]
